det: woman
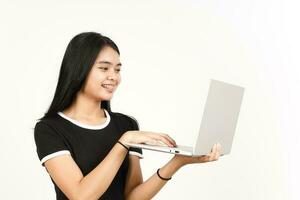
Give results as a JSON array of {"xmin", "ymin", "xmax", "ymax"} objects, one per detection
[{"xmin": 34, "ymin": 32, "xmax": 221, "ymax": 200}]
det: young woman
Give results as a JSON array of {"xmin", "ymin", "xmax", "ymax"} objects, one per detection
[{"xmin": 34, "ymin": 32, "xmax": 221, "ymax": 200}]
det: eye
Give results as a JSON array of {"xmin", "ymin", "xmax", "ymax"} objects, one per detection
[
  {"xmin": 116, "ymin": 69, "xmax": 121, "ymax": 72},
  {"xmin": 98, "ymin": 67, "xmax": 108, "ymax": 71}
]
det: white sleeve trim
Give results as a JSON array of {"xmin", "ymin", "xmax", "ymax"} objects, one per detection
[
  {"xmin": 41, "ymin": 150, "xmax": 71, "ymax": 165},
  {"xmin": 129, "ymin": 151, "xmax": 144, "ymax": 159}
]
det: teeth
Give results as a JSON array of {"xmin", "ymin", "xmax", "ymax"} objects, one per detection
[{"xmin": 102, "ymin": 84, "xmax": 114, "ymax": 89}]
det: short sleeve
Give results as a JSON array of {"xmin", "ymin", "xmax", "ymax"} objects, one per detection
[
  {"xmin": 34, "ymin": 121, "xmax": 71, "ymax": 167},
  {"xmin": 126, "ymin": 115, "xmax": 144, "ymax": 159}
]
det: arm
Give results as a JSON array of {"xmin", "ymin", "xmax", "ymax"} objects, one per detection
[
  {"xmin": 45, "ymin": 141, "xmax": 128, "ymax": 200},
  {"xmin": 125, "ymin": 156, "xmax": 183, "ymax": 200},
  {"xmin": 125, "ymin": 143, "xmax": 222, "ymax": 200},
  {"xmin": 124, "ymin": 155, "xmax": 144, "ymax": 198},
  {"xmin": 44, "ymin": 130, "xmax": 178, "ymax": 200}
]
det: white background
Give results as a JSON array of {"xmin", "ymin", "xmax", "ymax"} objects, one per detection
[{"xmin": 0, "ymin": 0, "xmax": 299, "ymax": 199}]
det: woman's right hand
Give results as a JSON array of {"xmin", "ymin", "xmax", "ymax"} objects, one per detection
[{"xmin": 119, "ymin": 130, "xmax": 177, "ymax": 147}]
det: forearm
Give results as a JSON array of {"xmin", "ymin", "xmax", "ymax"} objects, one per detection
[
  {"xmin": 78, "ymin": 142, "xmax": 128, "ymax": 200},
  {"xmin": 126, "ymin": 156, "xmax": 184, "ymax": 200}
]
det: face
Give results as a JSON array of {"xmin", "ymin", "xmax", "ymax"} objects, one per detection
[{"xmin": 80, "ymin": 46, "xmax": 122, "ymax": 101}]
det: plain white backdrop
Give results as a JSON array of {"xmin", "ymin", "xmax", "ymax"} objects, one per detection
[{"xmin": 0, "ymin": 0, "xmax": 299, "ymax": 199}]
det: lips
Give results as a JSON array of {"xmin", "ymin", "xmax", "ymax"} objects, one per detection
[{"xmin": 101, "ymin": 84, "xmax": 115, "ymax": 92}]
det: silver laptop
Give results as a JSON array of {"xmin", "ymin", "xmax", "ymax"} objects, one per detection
[{"xmin": 124, "ymin": 79, "xmax": 245, "ymax": 156}]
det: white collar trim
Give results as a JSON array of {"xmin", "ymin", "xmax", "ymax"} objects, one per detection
[{"xmin": 57, "ymin": 109, "xmax": 110, "ymax": 130}]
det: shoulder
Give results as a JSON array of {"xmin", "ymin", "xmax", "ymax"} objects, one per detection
[
  {"xmin": 34, "ymin": 119, "xmax": 53, "ymax": 132},
  {"xmin": 34, "ymin": 117, "xmax": 53, "ymax": 126},
  {"xmin": 110, "ymin": 111, "xmax": 140, "ymax": 131},
  {"xmin": 34, "ymin": 114, "xmax": 63, "ymax": 134}
]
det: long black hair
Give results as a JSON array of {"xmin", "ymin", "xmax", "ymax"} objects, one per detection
[{"xmin": 38, "ymin": 32, "xmax": 120, "ymax": 121}]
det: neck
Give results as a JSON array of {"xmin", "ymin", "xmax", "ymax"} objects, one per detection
[{"xmin": 63, "ymin": 92, "xmax": 105, "ymax": 120}]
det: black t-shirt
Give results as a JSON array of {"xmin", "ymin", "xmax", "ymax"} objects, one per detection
[{"xmin": 34, "ymin": 109, "xmax": 143, "ymax": 200}]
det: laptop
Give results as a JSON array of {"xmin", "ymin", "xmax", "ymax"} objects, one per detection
[{"xmin": 124, "ymin": 79, "xmax": 245, "ymax": 156}]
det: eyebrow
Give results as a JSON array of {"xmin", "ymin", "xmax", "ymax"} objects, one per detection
[{"xmin": 97, "ymin": 61, "xmax": 122, "ymax": 67}]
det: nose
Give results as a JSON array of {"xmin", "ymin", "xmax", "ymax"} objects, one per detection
[{"xmin": 107, "ymin": 68, "xmax": 118, "ymax": 81}]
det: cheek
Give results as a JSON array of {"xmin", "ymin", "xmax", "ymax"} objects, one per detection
[
  {"xmin": 115, "ymin": 74, "xmax": 121, "ymax": 85},
  {"xmin": 91, "ymin": 71, "xmax": 106, "ymax": 83},
  {"xmin": 85, "ymin": 73, "xmax": 102, "ymax": 89}
]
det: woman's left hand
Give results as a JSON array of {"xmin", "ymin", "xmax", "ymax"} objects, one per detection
[{"xmin": 173, "ymin": 143, "xmax": 222, "ymax": 166}]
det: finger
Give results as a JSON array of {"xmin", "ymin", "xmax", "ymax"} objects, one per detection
[
  {"xmin": 209, "ymin": 143, "xmax": 217, "ymax": 154},
  {"xmin": 149, "ymin": 134, "xmax": 174, "ymax": 147},
  {"xmin": 146, "ymin": 132, "xmax": 176, "ymax": 147},
  {"xmin": 140, "ymin": 132, "xmax": 163, "ymax": 145},
  {"xmin": 213, "ymin": 143, "xmax": 221, "ymax": 160},
  {"xmin": 157, "ymin": 135, "xmax": 174, "ymax": 147},
  {"xmin": 209, "ymin": 144, "xmax": 218, "ymax": 161},
  {"xmin": 145, "ymin": 139, "xmax": 165, "ymax": 146},
  {"xmin": 209, "ymin": 143, "xmax": 215, "ymax": 153},
  {"xmin": 212, "ymin": 143, "xmax": 222, "ymax": 160},
  {"xmin": 151, "ymin": 133, "xmax": 174, "ymax": 147},
  {"xmin": 164, "ymin": 134, "xmax": 177, "ymax": 146},
  {"xmin": 161, "ymin": 133, "xmax": 177, "ymax": 146},
  {"xmin": 214, "ymin": 143, "xmax": 221, "ymax": 159}
]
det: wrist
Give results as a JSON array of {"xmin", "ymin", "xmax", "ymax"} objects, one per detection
[
  {"xmin": 157, "ymin": 168, "xmax": 172, "ymax": 181},
  {"xmin": 172, "ymin": 155, "xmax": 187, "ymax": 168},
  {"xmin": 117, "ymin": 140, "xmax": 129, "ymax": 151}
]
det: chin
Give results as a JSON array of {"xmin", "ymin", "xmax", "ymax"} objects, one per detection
[{"xmin": 99, "ymin": 94, "xmax": 114, "ymax": 101}]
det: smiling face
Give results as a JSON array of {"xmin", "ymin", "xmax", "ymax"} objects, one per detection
[{"xmin": 80, "ymin": 45, "xmax": 122, "ymax": 102}]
